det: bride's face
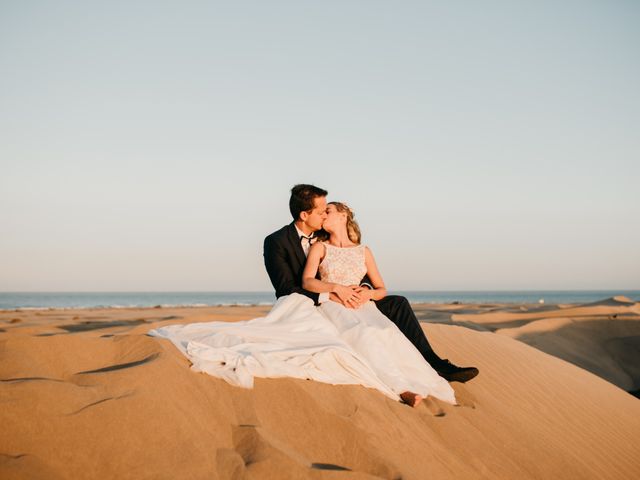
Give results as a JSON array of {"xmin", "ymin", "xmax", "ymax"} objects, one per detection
[{"xmin": 322, "ymin": 204, "xmax": 346, "ymax": 232}]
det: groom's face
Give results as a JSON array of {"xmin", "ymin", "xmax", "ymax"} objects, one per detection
[{"xmin": 301, "ymin": 196, "xmax": 327, "ymax": 232}]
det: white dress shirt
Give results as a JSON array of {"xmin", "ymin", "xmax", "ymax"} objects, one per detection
[{"xmin": 295, "ymin": 224, "xmax": 329, "ymax": 303}]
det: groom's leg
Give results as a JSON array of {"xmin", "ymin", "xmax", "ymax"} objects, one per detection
[{"xmin": 374, "ymin": 295, "xmax": 444, "ymax": 366}]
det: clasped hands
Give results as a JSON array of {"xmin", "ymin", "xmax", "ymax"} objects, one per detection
[{"xmin": 330, "ymin": 285, "xmax": 373, "ymax": 309}]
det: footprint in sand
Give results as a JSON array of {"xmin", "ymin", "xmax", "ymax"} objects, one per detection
[
  {"xmin": 422, "ymin": 397, "xmax": 447, "ymax": 417},
  {"xmin": 452, "ymin": 383, "xmax": 477, "ymax": 409}
]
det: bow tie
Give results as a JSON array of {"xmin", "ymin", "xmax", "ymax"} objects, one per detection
[{"xmin": 300, "ymin": 234, "xmax": 314, "ymax": 245}]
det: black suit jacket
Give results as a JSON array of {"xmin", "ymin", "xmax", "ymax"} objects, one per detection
[
  {"xmin": 263, "ymin": 222, "xmax": 372, "ymax": 305},
  {"xmin": 263, "ymin": 223, "xmax": 319, "ymax": 303}
]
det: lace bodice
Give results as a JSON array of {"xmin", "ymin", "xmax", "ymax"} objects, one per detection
[{"xmin": 318, "ymin": 243, "xmax": 367, "ymax": 286}]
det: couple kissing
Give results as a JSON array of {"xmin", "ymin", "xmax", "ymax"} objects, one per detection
[
  {"xmin": 150, "ymin": 183, "xmax": 477, "ymax": 408},
  {"xmin": 263, "ymin": 184, "xmax": 478, "ymax": 404}
]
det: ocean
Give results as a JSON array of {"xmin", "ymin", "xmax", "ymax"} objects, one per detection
[{"xmin": 1, "ymin": 290, "xmax": 638, "ymax": 310}]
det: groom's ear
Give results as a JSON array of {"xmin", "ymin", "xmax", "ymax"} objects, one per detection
[{"xmin": 299, "ymin": 211, "xmax": 309, "ymax": 222}]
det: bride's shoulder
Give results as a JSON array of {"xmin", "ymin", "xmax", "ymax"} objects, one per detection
[
  {"xmin": 361, "ymin": 244, "xmax": 374, "ymax": 257},
  {"xmin": 309, "ymin": 241, "xmax": 327, "ymax": 252}
]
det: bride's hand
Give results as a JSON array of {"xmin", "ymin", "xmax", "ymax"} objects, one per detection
[
  {"xmin": 333, "ymin": 285, "xmax": 360, "ymax": 307},
  {"xmin": 329, "ymin": 292, "xmax": 353, "ymax": 308},
  {"xmin": 353, "ymin": 286, "xmax": 374, "ymax": 304}
]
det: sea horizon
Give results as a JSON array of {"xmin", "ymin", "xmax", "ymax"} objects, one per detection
[{"xmin": 1, "ymin": 290, "xmax": 638, "ymax": 310}]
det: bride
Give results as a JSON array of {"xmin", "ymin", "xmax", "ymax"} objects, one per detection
[
  {"xmin": 148, "ymin": 204, "xmax": 456, "ymax": 407},
  {"xmin": 303, "ymin": 202, "xmax": 455, "ymax": 407}
]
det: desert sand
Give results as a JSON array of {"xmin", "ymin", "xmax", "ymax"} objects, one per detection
[{"xmin": 1, "ymin": 297, "xmax": 639, "ymax": 479}]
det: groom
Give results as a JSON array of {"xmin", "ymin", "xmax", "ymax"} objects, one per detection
[{"xmin": 263, "ymin": 184, "xmax": 479, "ymax": 383}]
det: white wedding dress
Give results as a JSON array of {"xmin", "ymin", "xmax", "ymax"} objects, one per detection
[{"xmin": 147, "ymin": 243, "xmax": 456, "ymax": 404}]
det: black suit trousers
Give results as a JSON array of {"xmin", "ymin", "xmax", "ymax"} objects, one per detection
[{"xmin": 374, "ymin": 295, "xmax": 444, "ymax": 367}]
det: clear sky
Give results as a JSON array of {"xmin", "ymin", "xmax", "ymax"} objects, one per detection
[{"xmin": 1, "ymin": 1, "xmax": 638, "ymax": 292}]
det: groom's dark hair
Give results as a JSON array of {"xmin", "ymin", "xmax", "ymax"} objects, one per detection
[{"xmin": 289, "ymin": 184, "xmax": 328, "ymax": 220}]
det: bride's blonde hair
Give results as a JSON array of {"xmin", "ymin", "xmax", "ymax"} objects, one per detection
[{"xmin": 329, "ymin": 201, "xmax": 361, "ymax": 244}]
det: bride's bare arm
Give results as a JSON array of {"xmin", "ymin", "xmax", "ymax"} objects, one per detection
[
  {"xmin": 362, "ymin": 247, "xmax": 387, "ymax": 301},
  {"xmin": 302, "ymin": 243, "xmax": 360, "ymax": 304},
  {"xmin": 301, "ymin": 243, "xmax": 330, "ymax": 292}
]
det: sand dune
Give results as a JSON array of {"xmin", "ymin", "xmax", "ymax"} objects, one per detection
[
  {"xmin": 441, "ymin": 297, "xmax": 640, "ymax": 394},
  {"xmin": 495, "ymin": 314, "xmax": 640, "ymax": 391},
  {"xmin": 1, "ymin": 304, "xmax": 639, "ymax": 479},
  {"xmin": 450, "ymin": 296, "xmax": 640, "ymax": 325}
]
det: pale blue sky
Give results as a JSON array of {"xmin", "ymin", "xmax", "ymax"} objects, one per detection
[{"xmin": 1, "ymin": 1, "xmax": 638, "ymax": 291}]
